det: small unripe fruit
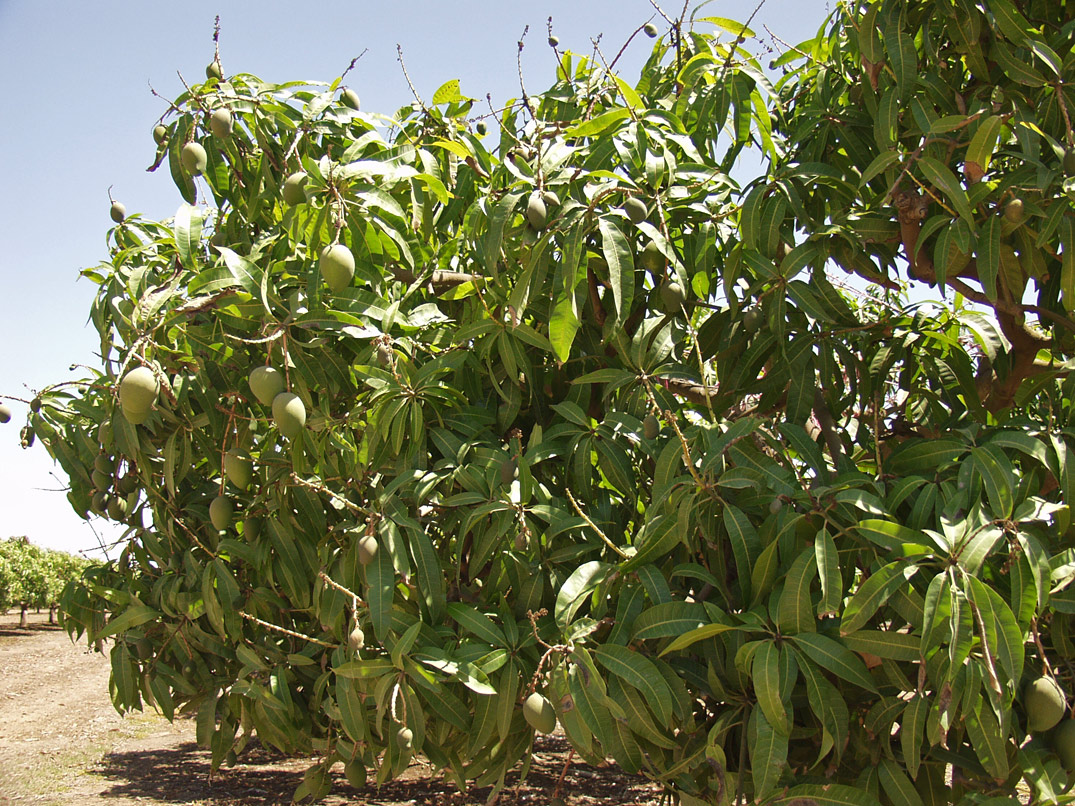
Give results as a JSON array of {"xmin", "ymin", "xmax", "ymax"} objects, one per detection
[
  {"xmin": 660, "ymin": 280, "xmax": 686, "ymax": 313},
  {"xmin": 94, "ymin": 454, "xmax": 114, "ymax": 474},
  {"xmin": 523, "ymin": 692, "xmax": 557, "ymax": 734},
  {"xmin": 548, "ymin": 35, "xmax": 560, "ymax": 47},
  {"xmin": 272, "ymin": 392, "xmax": 307, "ymax": 439},
  {"xmin": 347, "ymin": 625, "xmax": 365, "ymax": 651},
  {"xmin": 769, "ymin": 498, "xmax": 783, "ymax": 515},
  {"xmin": 357, "ymin": 534, "xmax": 379, "ymax": 566},
  {"xmin": 396, "ymin": 726, "xmax": 413, "ymax": 749},
  {"xmin": 1004, "ymin": 197, "xmax": 1025, "ymax": 224},
  {"xmin": 643, "ymin": 22, "xmax": 658, "ymax": 37},
  {"xmin": 376, "ymin": 344, "xmax": 393, "ymax": 366},
  {"xmin": 224, "ymin": 450, "xmax": 252, "ymax": 490},
  {"xmin": 643, "ymin": 413, "xmax": 659, "ymax": 440},
  {"xmin": 743, "ymin": 307, "xmax": 764, "ymax": 333},
  {"xmin": 92, "ymin": 470, "xmax": 112, "ymax": 491},
  {"xmin": 117, "ymin": 474, "xmax": 138, "ymax": 495},
  {"xmin": 541, "ymin": 190, "xmax": 560, "ymax": 208},
  {"xmin": 120, "ymin": 367, "xmax": 159, "ymax": 416},
  {"xmin": 225, "ymin": 750, "xmax": 238, "ymax": 767},
  {"xmin": 249, "ymin": 366, "xmax": 285, "ymax": 406},
  {"xmin": 341, "ymin": 88, "xmax": 361, "ymax": 110},
  {"xmin": 623, "ymin": 197, "xmax": 648, "ymax": 224},
  {"xmin": 475, "ymin": 121, "xmax": 487, "ymax": 136},
  {"xmin": 1054, "ymin": 719, "xmax": 1075, "ymax": 772},
  {"xmin": 97, "ymin": 420, "xmax": 113, "ymax": 450},
  {"xmin": 242, "ymin": 516, "xmax": 262, "ymax": 540},
  {"xmin": 282, "ymin": 171, "xmax": 308, "ymax": 206},
  {"xmin": 210, "ymin": 108, "xmax": 233, "ymax": 138},
  {"xmin": 181, "ymin": 142, "xmax": 208, "ymax": 175},
  {"xmin": 153, "ymin": 124, "xmax": 168, "ymax": 145},
  {"xmin": 1065, "ymin": 147, "xmax": 1075, "ymax": 176},
  {"xmin": 344, "ymin": 760, "xmax": 367, "ymax": 788},
  {"xmin": 206, "ymin": 61, "xmax": 222, "ymax": 80},
  {"xmin": 320, "ymin": 244, "xmax": 356, "ymax": 293},
  {"xmin": 0, "ymin": 403, "xmax": 10, "ymax": 423},
  {"xmin": 209, "ymin": 495, "xmax": 234, "ymax": 531},
  {"xmin": 640, "ymin": 241, "xmax": 664, "ymax": 271},
  {"xmin": 30, "ymin": 396, "xmax": 41, "ymax": 413},
  {"xmin": 110, "ymin": 201, "xmax": 126, "ymax": 223},
  {"xmin": 1026, "ymin": 676, "xmax": 1067, "ymax": 732},
  {"xmin": 91, "ymin": 491, "xmax": 108, "ymax": 515},
  {"xmin": 107, "ymin": 495, "xmax": 128, "ymax": 521},
  {"xmin": 526, "ymin": 193, "xmax": 547, "ymax": 230}
]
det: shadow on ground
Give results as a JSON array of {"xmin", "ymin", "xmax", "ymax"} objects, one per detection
[
  {"xmin": 0, "ymin": 622, "xmax": 63, "ymax": 638},
  {"xmin": 89, "ymin": 734, "xmax": 663, "ymax": 805}
]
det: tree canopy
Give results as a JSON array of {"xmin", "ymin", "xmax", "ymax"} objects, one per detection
[{"xmin": 13, "ymin": 0, "xmax": 1075, "ymax": 803}]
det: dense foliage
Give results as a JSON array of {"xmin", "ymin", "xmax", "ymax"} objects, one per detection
[
  {"xmin": 0, "ymin": 537, "xmax": 90, "ymax": 626},
  {"xmin": 11, "ymin": 0, "xmax": 1075, "ymax": 803}
]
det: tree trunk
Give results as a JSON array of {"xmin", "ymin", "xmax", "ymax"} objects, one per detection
[
  {"xmin": 20, "ymin": 604, "xmax": 28, "ymax": 629},
  {"xmin": 49, "ymin": 606, "xmax": 56, "ymax": 625}
]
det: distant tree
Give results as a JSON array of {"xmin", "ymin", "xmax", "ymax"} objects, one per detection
[{"xmin": 0, "ymin": 538, "xmax": 88, "ymax": 627}]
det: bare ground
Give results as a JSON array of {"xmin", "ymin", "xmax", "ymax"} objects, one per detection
[{"xmin": 0, "ymin": 612, "xmax": 664, "ymax": 805}]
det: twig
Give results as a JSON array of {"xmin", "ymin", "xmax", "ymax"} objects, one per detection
[
  {"xmin": 318, "ymin": 571, "xmax": 366, "ymax": 607},
  {"xmin": 565, "ymin": 489, "xmax": 628, "ymax": 558},
  {"xmin": 240, "ymin": 611, "xmax": 336, "ymax": 647}
]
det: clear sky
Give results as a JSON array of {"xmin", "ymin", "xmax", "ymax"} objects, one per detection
[{"xmin": 0, "ymin": 0, "xmax": 832, "ymax": 559}]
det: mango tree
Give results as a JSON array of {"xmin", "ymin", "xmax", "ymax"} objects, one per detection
[{"xmin": 14, "ymin": 0, "xmax": 1075, "ymax": 802}]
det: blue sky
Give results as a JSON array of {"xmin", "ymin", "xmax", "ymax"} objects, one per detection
[{"xmin": 0, "ymin": 0, "xmax": 831, "ymax": 557}]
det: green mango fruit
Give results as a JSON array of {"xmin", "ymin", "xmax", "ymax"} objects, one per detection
[
  {"xmin": 272, "ymin": 392, "xmax": 307, "ymax": 439},
  {"xmin": 1053, "ymin": 719, "xmax": 1075, "ymax": 771},
  {"xmin": 341, "ymin": 88, "xmax": 361, "ymax": 110},
  {"xmin": 623, "ymin": 196, "xmax": 648, "ymax": 224},
  {"xmin": 660, "ymin": 280, "xmax": 686, "ymax": 313},
  {"xmin": 1026, "ymin": 676, "xmax": 1067, "ymax": 732},
  {"xmin": 526, "ymin": 193, "xmax": 547, "ymax": 230},
  {"xmin": 641, "ymin": 240, "xmax": 664, "ymax": 272},
  {"xmin": 110, "ymin": 201, "xmax": 126, "ymax": 223},
  {"xmin": 210, "ymin": 108, "xmax": 233, "ymax": 138},
  {"xmin": 209, "ymin": 495, "xmax": 233, "ymax": 531},
  {"xmin": 282, "ymin": 171, "xmax": 308, "ymax": 205},
  {"xmin": 224, "ymin": 450, "xmax": 252, "ymax": 490},
  {"xmin": 120, "ymin": 367, "xmax": 159, "ymax": 415},
  {"xmin": 320, "ymin": 244, "xmax": 356, "ymax": 292},
  {"xmin": 357, "ymin": 534, "xmax": 379, "ymax": 566},
  {"xmin": 347, "ymin": 625, "xmax": 365, "ymax": 651},
  {"xmin": 344, "ymin": 760, "xmax": 367, "ymax": 788},
  {"xmin": 249, "ymin": 366, "xmax": 286, "ymax": 406},
  {"xmin": 181, "ymin": 142, "xmax": 208, "ymax": 175},
  {"xmin": 523, "ymin": 692, "xmax": 557, "ymax": 734},
  {"xmin": 643, "ymin": 413, "xmax": 660, "ymax": 440}
]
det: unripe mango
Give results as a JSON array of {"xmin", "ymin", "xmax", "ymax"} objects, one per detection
[
  {"xmin": 1026, "ymin": 676, "xmax": 1067, "ymax": 732},
  {"xmin": 209, "ymin": 495, "xmax": 233, "ymax": 531},
  {"xmin": 523, "ymin": 692, "xmax": 557, "ymax": 734},
  {"xmin": 272, "ymin": 392, "xmax": 306, "ymax": 439},
  {"xmin": 320, "ymin": 244, "xmax": 355, "ymax": 293},
  {"xmin": 249, "ymin": 366, "xmax": 285, "ymax": 406},
  {"xmin": 181, "ymin": 142, "xmax": 208, "ymax": 175}
]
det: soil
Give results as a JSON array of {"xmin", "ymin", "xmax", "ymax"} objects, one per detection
[{"xmin": 0, "ymin": 612, "xmax": 664, "ymax": 805}]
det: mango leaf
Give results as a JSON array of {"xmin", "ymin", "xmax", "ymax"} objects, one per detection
[{"xmin": 791, "ymin": 633, "xmax": 878, "ymax": 693}]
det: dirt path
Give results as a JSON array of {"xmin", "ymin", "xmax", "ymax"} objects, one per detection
[{"xmin": 0, "ymin": 612, "xmax": 662, "ymax": 805}]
